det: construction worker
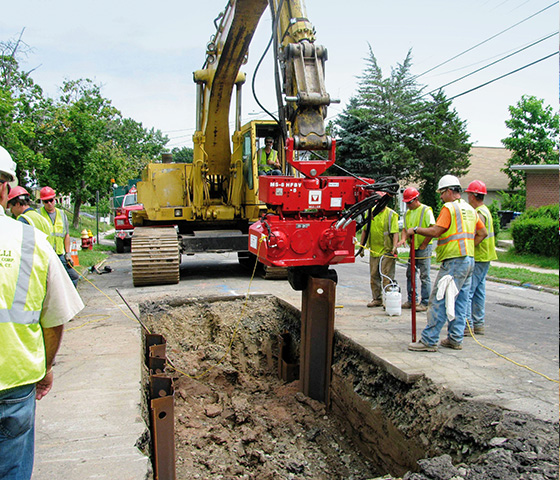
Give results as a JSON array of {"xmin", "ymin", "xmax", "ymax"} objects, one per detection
[
  {"xmin": 0, "ymin": 146, "xmax": 84, "ymax": 480},
  {"xmin": 465, "ymin": 180, "xmax": 497, "ymax": 336},
  {"xmin": 407, "ymin": 175, "xmax": 487, "ymax": 352},
  {"xmin": 360, "ymin": 206, "xmax": 399, "ymax": 307},
  {"xmin": 398, "ymin": 187, "xmax": 435, "ymax": 312},
  {"xmin": 7, "ymin": 186, "xmax": 53, "ymax": 237},
  {"xmin": 258, "ymin": 136, "xmax": 282, "ymax": 175},
  {"xmin": 38, "ymin": 186, "xmax": 80, "ymax": 288}
]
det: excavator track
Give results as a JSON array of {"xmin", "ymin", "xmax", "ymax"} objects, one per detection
[{"xmin": 132, "ymin": 227, "xmax": 180, "ymax": 287}]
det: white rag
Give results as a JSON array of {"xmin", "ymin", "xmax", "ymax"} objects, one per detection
[{"xmin": 436, "ymin": 275, "xmax": 459, "ymax": 321}]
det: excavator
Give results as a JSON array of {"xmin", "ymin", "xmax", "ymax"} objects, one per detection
[{"xmin": 132, "ymin": 0, "xmax": 398, "ymax": 402}]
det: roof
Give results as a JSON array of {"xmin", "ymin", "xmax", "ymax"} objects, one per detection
[
  {"xmin": 460, "ymin": 146, "xmax": 512, "ymax": 192},
  {"xmin": 510, "ymin": 164, "xmax": 560, "ymax": 172}
]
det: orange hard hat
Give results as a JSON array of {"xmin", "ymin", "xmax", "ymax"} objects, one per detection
[
  {"xmin": 465, "ymin": 180, "xmax": 487, "ymax": 195},
  {"xmin": 403, "ymin": 187, "xmax": 419, "ymax": 203},
  {"xmin": 40, "ymin": 186, "xmax": 56, "ymax": 200},
  {"xmin": 7, "ymin": 185, "xmax": 29, "ymax": 202}
]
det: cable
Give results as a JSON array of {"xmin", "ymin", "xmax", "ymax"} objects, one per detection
[
  {"xmin": 419, "ymin": 31, "xmax": 558, "ymax": 100},
  {"xmin": 414, "ymin": 2, "xmax": 558, "ymax": 80},
  {"xmin": 464, "ymin": 321, "xmax": 559, "ymax": 383}
]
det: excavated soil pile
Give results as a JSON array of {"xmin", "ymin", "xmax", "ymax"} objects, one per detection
[{"xmin": 140, "ymin": 295, "xmax": 558, "ymax": 480}]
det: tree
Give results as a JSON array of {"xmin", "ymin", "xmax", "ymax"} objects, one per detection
[
  {"xmin": 0, "ymin": 34, "xmax": 51, "ymax": 185},
  {"xmin": 40, "ymin": 80, "xmax": 167, "ymax": 227},
  {"xmin": 335, "ymin": 47, "xmax": 471, "ymax": 211},
  {"xmin": 171, "ymin": 146, "xmax": 194, "ymax": 163},
  {"xmin": 501, "ymin": 95, "xmax": 559, "ymax": 191}
]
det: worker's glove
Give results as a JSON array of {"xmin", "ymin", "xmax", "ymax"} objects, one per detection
[{"xmin": 65, "ymin": 253, "xmax": 74, "ymax": 268}]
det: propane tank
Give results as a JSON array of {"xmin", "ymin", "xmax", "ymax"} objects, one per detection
[{"xmin": 384, "ymin": 284, "xmax": 402, "ymax": 316}]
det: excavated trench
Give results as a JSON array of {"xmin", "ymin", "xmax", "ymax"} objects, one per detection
[{"xmin": 139, "ymin": 295, "xmax": 558, "ymax": 480}]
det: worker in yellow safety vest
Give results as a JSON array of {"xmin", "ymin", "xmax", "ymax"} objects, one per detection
[
  {"xmin": 360, "ymin": 206, "xmax": 400, "ymax": 308},
  {"xmin": 258, "ymin": 136, "xmax": 282, "ymax": 175},
  {"xmin": 7, "ymin": 185, "xmax": 53, "ymax": 238},
  {"xmin": 38, "ymin": 186, "xmax": 80, "ymax": 287},
  {"xmin": 406, "ymin": 175, "xmax": 487, "ymax": 352},
  {"xmin": 0, "ymin": 145, "xmax": 84, "ymax": 479},
  {"xmin": 465, "ymin": 180, "xmax": 497, "ymax": 336}
]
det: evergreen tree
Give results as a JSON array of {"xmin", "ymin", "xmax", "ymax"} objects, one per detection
[{"xmin": 335, "ymin": 47, "xmax": 471, "ymax": 211}]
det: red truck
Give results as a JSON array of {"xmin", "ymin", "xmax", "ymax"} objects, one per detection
[{"xmin": 114, "ymin": 187, "xmax": 143, "ymax": 253}]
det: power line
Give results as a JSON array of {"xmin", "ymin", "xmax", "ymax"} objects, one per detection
[
  {"xmin": 420, "ymin": 31, "xmax": 558, "ymax": 99},
  {"xmin": 414, "ymin": 2, "xmax": 558, "ymax": 80}
]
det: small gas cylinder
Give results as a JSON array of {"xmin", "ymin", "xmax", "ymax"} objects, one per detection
[{"xmin": 384, "ymin": 285, "xmax": 402, "ymax": 316}]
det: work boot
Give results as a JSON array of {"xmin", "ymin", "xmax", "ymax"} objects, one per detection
[
  {"xmin": 474, "ymin": 325, "xmax": 485, "ymax": 335},
  {"xmin": 415, "ymin": 304, "xmax": 428, "ymax": 312},
  {"xmin": 367, "ymin": 299, "xmax": 383, "ymax": 308},
  {"xmin": 402, "ymin": 301, "xmax": 412, "ymax": 309},
  {"xmin": 408, "ymin": 341, "xmax": 437, "ymax": 352},
  {"xmin": 440, "ymin": 337, "xmax": 462, "ymax": 350}
]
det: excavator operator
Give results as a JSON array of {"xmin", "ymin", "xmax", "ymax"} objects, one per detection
[{"xmin": 258, "ymin": 137, "xmax": 282, "ymax": 176}]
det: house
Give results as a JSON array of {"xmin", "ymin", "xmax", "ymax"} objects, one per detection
[
  {"xmin": 509, "ymin": 164, "xmax": 559, "ymax": 209},
  {"xmin": 460, "ymin": 146, "xmax": 512, "ymax": 206}
]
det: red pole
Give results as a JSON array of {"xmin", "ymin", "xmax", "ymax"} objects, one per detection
[{"xmin": 410, "ymin": 234, "xmax": 416, "ymax": 342}]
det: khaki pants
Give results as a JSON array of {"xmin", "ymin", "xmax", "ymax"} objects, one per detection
[{"xmin": 369, "ymin": 254, "xmax": 396, "ymax": 301}]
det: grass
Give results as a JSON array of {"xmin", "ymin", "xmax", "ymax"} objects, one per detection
[
  {"xmin": 75, "ymin": 243, "xmax": 114, "ymax": 273},
  {"xmin": 487, "ymin": 265, "xmax": 558, "ymax": 289},
  {"xmin": 396, "ymin": 246, "xmax": 558, "ymax": 290},
  {"xmin": 496, "ymin": 249, "xmax": 558, "ymax": 270}
]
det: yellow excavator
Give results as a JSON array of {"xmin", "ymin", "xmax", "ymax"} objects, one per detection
[{"xmin": 131, "ymin": 0, "xmax": 335, "ymax": 286}]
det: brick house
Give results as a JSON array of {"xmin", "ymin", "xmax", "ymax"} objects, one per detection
[{"xmin": 509, "ymin": 164, "xmax": 560, "ymax": 209}]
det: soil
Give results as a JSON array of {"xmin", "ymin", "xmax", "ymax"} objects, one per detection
[{"xmin": 140, "ymin": 295, "xmax": 559, "ymax": 480}]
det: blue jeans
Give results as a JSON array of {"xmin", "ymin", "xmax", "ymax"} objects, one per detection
[
  {"xmin": 0, "ymin": 384, "xmax": 36, "ymax": 480},
  {"xmin": 406, "ymin": 244, "xmax": 433, "ymax": 306},
  {"xmin": 59, "ymin": 254, "xmax": 79, "ymax": 287},
  {"xmin": 421, "ymin": 256, "xmax": 474, "ymax": 346},
  {"xmin": 467, "ymin": 261, "xmax": 490, "ymax": 327}
]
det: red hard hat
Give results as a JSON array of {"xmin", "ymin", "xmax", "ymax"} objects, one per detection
[
  {"xmin": 7, "ymin": 185, "xmax": 29, "ymax": 202},
  {"xmin": 40, "ymin": 186, "xmax": 56, "ymax": 200},
  {"xmin": 465, "ymin": 180, "xmax": 487, "ymax": 195},
  {"xmin": 403, "ymin": 187, "xmax": 419, "ymax": 203}
]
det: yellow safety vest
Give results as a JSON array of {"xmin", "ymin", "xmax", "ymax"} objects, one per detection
[
  {"xmin": 436, "ymin": 199, "xmax": 477, "ymax": 263},
  {"xmin": 474, "ymin": 204, "xmax": 497, "ymax": 262},
  {"xmin": 368, "ymin": 208, "xmax": 398, "ymax": 257},
  {"xmin": 0, "ymin": 218, "xmax": 50, "ymax": 391},
  {"xmin": 19, "ymin": 209, "xmax": 54, "ymax": 239},
  {"xmin": 404, "ymin": 204, "xmax": 434, "ymax": 248},
  {"xmin": 258, "ymin": 148, "xmax": 278, "ymax": 172},
  {"xmin": 39, "ymin": 206, "xmax": 66, "ymax": 254}
]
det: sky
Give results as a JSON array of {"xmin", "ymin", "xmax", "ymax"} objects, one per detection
[{"xmin": 1, "ymin": 0, "xmax": 558, "ymax": 151}]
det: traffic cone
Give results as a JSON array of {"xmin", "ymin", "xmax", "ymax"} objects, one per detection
[{"xmin": 70, "ymin": 240, "xmax": 80, "ymax": 266}]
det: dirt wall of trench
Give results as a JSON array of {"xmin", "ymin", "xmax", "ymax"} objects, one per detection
[{"xmin": 139, "ymin": 295, "xmax": 559, "ymax": 480}]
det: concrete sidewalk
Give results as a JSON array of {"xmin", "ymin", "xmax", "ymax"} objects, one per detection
[{"xmin": 32, "ymin": 252, "xmax": 559, "ymax": 479}]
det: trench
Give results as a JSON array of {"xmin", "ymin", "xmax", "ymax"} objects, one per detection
[{"xmin": 139, "ymin": 295, "xmax": 559, "ymax": 480}]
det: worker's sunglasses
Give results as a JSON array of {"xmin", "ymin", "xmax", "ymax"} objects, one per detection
[
  {"xmin": 43, "ymin": 198, "xmax": 55, "ymax": 203},
  {"xmin": 265, "ymin": 141, "xmax": 273, "ymax": 144},
  {"xmin": 0, "ymin": 179, "xmax": 11, "ymax": 194}
]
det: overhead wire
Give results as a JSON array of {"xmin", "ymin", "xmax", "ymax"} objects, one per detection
[{"xmin": 413, "ymin": 1, "xmax": 557, "ymax": 80}]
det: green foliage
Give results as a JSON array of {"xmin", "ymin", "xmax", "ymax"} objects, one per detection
[
  {"xmin": 511, "ymin": 217, "xmax": 559, "ymax": 257},
  {"xmin": 519, "ymin": 204, "xmax": 558, "ymax": 220},
  {"xmin": 496, "ymin": 190, "xmax": 526, "ymax": 212},
  {"xmin": 1, "ymin": 34, "xmax": 169, "ymax": 228},
  {"xmin": 487, "ymin": 200, "xmax": 501, "ymax": 238},
  {"xmin": 171, "ymin": 146, "xmax": 194, "ymax": 163},
  {"xmin": 501, "ymin": 95, "xmax": 559, "ymax": 191},
  {"xmin": 335, "ymin": 47, "xmax": 471, "ymax": 212}
]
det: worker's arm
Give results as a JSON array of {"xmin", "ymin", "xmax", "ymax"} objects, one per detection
[
  {"xmin": 391, "ymin": 232, "xmax": 399, "ymax": 254},
  {"xmin": 407, "ymin": 224, "xmax": 445, "ymax": 239},
  {"xmin": 474, "ymin": 226, "xmax": 488, "ymax": 247},
  {"xmin": 36, "ymin": 325, "xmax": 64, "ymax": 400},
  {"xmin": 397, "ymin": 229, "xmax": 408, "ymax": 247}
]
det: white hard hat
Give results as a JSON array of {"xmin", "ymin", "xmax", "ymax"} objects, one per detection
[
  {"xmin": 437, "ymin": 174, "xmax": 461, "ymax": 191},
  {"xmin": 0, "ymin": 146, "xmax": 18, "ymax": 188}
]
